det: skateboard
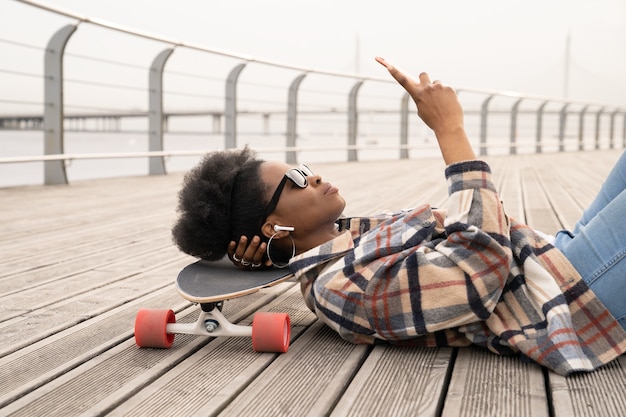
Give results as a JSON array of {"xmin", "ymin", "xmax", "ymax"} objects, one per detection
[{"xmin": 134, "ymin": 258, "xmax": 293, "ymax": 353}]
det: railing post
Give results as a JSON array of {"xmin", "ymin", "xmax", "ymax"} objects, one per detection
[
  {"xmin": 623, "ymin": 114, "xmax": 626, "ymax": 148},
  {"xmin": 594, "ymin": 107, "xmax": 605, "ymax": 150},
  {"xmin": 148, "ymin": 48, "xmax": 174, "ymax": 175},
  {"xmin": 479, "ymin": 95, "xmax": 494, "ymax": 156},
  {"xmin": 286, "ymin": 73, "xmax": 307, "ymax": 164},
  {"xmin": 262, "ymin": 113, "xmax": 270, "ymax": 135},
  {"xmin": 44, "ymin": 24, "xmax": 77, "ymax": 185},
  {"xmin": 609, "ymin": 109, "xmax": 619, "ymax": 149},
  {"xmin": 225, "ymin": 63, "xmax": 247, "ymax": 149},
  {"xmin": 510, "ymin": 98, "xmax": 523, "ymax": 155},
  {"xmin": 535, "ymin": 101, "xmax": 548, "ymax": 153},
  {"xmin": 347, "ymin": 81, "xmax": 363, "ymax": 162},
  {"xmin": 577, "ymin": 105, "xmax": 589, "ymax": 151},
  {"xmin": 558, "ymin": 103, "xmax": 569, "ymax": 152},
  {"xmin": 400, "ymin": 92, "xmax": 410, "ymax": 159},
  {"xmin": 212, "ymin": 114, "xmax": 222, "ymax": 133}
]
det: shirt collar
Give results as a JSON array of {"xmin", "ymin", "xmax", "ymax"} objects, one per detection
[{"xmin": 288, "ymin": 229, "xmax": 354, "ymax": 279}]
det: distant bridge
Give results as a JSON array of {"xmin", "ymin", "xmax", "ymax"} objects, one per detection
[{"xmin": 0, "ymin": 109, "xmax": 395, "ymax": 133}]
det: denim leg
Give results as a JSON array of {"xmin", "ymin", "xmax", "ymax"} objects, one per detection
[
  {"xmin": 553, "ymin": 151, "xmax": 626, "ymax": 330},
  {"xmin": 571, "ymin": 150, "xmax": 626, "ymax": 233}
]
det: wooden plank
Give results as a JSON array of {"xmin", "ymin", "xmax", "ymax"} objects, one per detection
[
  {"xmin": 0, "ymin": 224, "xmax": 173, "ymax": 278},
  {"xmin": 216, "ymin": 321, "xmax": 369, "ymax": 417},
  {"xmin": 331, "ymin": 346, "xmax": 454, "ymax": 417},
  {"xmin": 0, "ymin": 238, "xmax": 177, "ymax": 300},
  {"xmin": 0, "ymin": 285, "xmax": 188, "ymax": 407},
  {"xmin": 549, "ymin": 356, "xmax": 626, "ymax": 417},
  {"xmin": 0, "ymin": 258, "xmax": 189, "ymax": 357},
  {"xmin": 0, "ymin": 174, "xmax": 182, "ymax": 243},
  {"xmin": 493, "ymin": 156, "xmax": 525, "ymax": 222},
  {"xmin": 519, "ymin": 163, "xmax": 563, "ymax": 234},
  {"xmin": 324, "ymin": 158, "xmax": 446, "ymax": 215},
  {"xmin": 537, "ymin": 151, "xmax": 620, "ymax": 230},
  {"xmin": 442, "ymin": 347, "xmax": 549, "ymax": 417}
]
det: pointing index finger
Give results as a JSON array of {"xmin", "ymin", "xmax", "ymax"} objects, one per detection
[
  {"xmin": 377, "ymin": 56, "xmax": 433, "ymax": 103},
  {"xmin": 375, "ymin": 56, "xmax": 411, "ymax": 89}
]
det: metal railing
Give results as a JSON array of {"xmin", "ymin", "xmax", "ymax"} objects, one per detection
[{"xmin": 1, "ymin": 0, "xmax": 625, "ymax": 185}]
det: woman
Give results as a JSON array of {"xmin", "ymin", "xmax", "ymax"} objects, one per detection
[{"xmin": 172, "ymin": 57, "xmax": 626, "ymax": 376}]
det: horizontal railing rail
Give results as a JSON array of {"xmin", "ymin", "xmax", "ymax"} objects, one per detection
[{"xmin": 1, "ymin": 0, "xmax": 625, "ymax": 186}]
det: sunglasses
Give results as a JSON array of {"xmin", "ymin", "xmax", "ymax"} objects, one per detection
[{"xmin": 262, "ymin": 164, "xmax": 314, "ymax": 222}]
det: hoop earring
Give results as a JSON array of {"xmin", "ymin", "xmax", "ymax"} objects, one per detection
[{"xmin": 266, "ymin": 232, "xmax": 296, "ymax": 268}]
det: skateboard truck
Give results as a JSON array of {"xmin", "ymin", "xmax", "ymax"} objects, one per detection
[
  {"xmin": 134, "ymin": 304, "xmax": 291, "ymax": 353},
  {"xmin": 201, "ymin": 302, "xmax": 222, "ymax": 332}
]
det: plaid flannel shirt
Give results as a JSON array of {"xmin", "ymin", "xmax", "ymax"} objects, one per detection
[{"xmin": 289, "ymin": 160, "xmax": 626, "ymax": 376}]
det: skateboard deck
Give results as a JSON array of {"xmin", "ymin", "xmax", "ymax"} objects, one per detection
[{"xmin": 175, "ymin": 258, "xmax": 293, "ymax": 304}]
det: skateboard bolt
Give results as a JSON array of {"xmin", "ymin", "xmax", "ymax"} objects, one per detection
[{"xmin": 204, "ymin": 319, "xmax": 219, "ymax": 332}]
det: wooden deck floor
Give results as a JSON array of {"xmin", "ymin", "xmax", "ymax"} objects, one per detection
[{"xmin": 2, "ymin": 150, "xmax": 626, "ymax": 417}]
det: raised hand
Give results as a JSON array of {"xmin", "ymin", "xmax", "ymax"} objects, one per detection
[{"xmin": 375, "ymin": 57, "xmax": 475, "ymax": 164}]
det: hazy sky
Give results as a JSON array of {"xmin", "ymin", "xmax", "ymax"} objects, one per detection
[{"xmin": 2, "ymin": 0, "xmax": 626, "ymax": 109}]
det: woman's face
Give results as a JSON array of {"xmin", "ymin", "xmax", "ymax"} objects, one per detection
[{"xmin": 259, "ymin": 161, "xmax": 345, "ymax": 235}]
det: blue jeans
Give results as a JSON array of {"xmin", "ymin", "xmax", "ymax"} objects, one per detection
[{"xmin": 554, "ymin": 151, "xmax": 626, "ymax": 331}]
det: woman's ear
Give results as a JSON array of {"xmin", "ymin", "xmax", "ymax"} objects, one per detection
[
  {"xmin": 261, "ymin": 220, "xmax": 294, "ymax": 239},
  {"xmin": 261, "ymin": 221, "xmax": 275, "ymax": 239}
]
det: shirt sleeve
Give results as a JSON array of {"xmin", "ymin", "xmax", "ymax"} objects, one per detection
[{"xmin": 425, "ymin": 160, "xmax": 512, "ymax": 327}]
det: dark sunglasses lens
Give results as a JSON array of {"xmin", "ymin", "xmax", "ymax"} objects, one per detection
[
  {"xmin": 287, "ymin": 170, "xmax": 307, "ymax": 188},
  {"xmin": 300, "ymin": 164, "xmax": 314, "ymax": 176}
]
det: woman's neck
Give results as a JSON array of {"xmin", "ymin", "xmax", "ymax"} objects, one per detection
[{"xmin": 293, "ymin": 224, "xmax": 342, "ymax": 255}]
